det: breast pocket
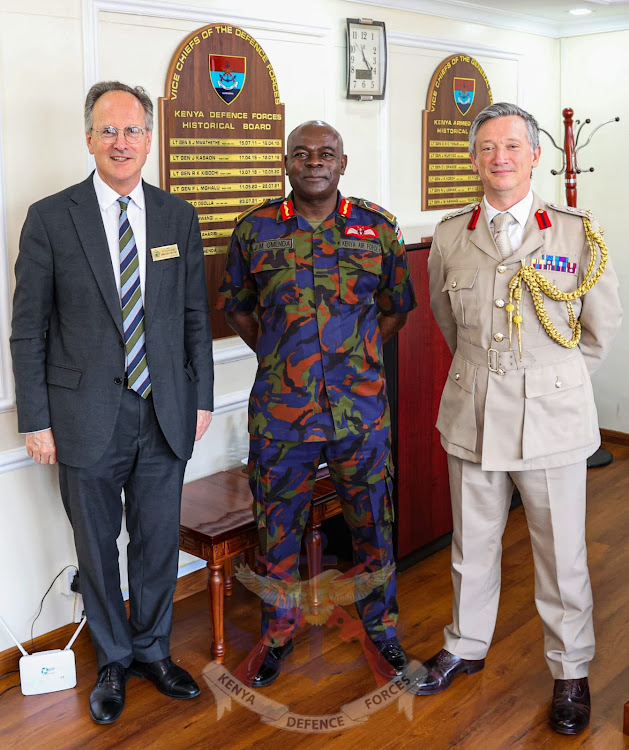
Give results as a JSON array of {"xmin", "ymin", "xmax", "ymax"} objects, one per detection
[
  {"xmin": 443, "ymin": 268, "xmax": 479, "ymax": 329},
  {"xmin": 339, "ymin": 243, "xmax": 382, "ymax": 304},
  {"xmin": 251, "ymin": 248, "xmax": 297, "ymax": 307}
]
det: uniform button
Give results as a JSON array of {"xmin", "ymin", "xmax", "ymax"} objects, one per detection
[
  {"xmin": 494, "ymin": 333, "xmax": 504, "ymax": 342},
  {"xmin": 455, "ymin": 373, "xmax": 460, "ymax": 380},
  {"xmin": 451, "ymin": 280, "xmax": 457, "ymax": 288},
  {"xmin": 119, "ymin": 340, "xmax": 125, "ymax": 348},
  {"xmin": 555, "ymin": 380, "xmax": 563, "ymax": 389},
  {"xmin": 495, "ymin": 299, "xmax": 505, "ymax": 308},
  {"xmin": 497, "ymin": 265, "xmax": 507, "ymax": 274},
  {"xmin": 114, "ymin": 377, "xmax": 123, "ymax": 385}
]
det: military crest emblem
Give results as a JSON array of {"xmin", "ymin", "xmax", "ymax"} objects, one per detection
[
  {"xmin": 209, "ymin": 54, "xmax": 246, "ymax": 105},
  {"xmin": 453, "ymin": 77, "xmax": 475, "ymax": 116}
]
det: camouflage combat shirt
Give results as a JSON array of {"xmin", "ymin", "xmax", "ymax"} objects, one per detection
[{"xmin": 217, "ymin": 192, "xmax": 417, "ymax": 442}]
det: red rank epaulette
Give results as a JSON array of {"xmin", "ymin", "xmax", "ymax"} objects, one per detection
[
  {"xmin": 338, "ymin": 197, "xmax": 352, "ymax": 217},
  {"xmin": 280, "ymin": 199, "xmax": 295, "ymax": 220},
  {"xmin": 535, "ymin": 209, "xmax": 552, "ymax": 229},
  {"xmin": 467, "ymin": 204, "xmax": 481, "ymax": 230}
]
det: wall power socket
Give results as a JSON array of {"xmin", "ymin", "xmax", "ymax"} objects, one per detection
[{"xmin": 59, "ymin": 570, "xmax": 78, "ymax": 597}]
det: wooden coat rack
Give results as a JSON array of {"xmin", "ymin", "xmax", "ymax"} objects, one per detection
[
  {"xmin": 540, "ymin": 107, "xmax": 619, "ymax": 207},
  {"xmin": 543, "ymin": 108, "xmax": 627, "ymax": 737}
]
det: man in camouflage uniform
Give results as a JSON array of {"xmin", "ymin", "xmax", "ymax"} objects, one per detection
[{"xmin": 218, "ymin": 120, "xmax": 416, "ymax": 687}]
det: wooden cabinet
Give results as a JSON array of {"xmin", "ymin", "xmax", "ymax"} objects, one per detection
[{"xmin": 385, "ymin": 242, "xmax": 454, "ymax": 562}]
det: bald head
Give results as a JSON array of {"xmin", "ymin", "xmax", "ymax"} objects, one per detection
[
  {"xmin": 287, "ymin": 120, "xmax": 344, "ymax": 156},
  {"xmin": 284, "ymin": 120, "xmax": 347, "ymax": 219}
]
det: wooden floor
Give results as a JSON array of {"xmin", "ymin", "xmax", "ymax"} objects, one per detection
[{"xmin": 2, "ymin": 442, "xmax": 629, "ymax": 749}]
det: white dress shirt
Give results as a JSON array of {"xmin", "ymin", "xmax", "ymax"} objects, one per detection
[
  {"xmin": 484, "ymin": 189, "xmax": 533, "ymax": 253},
  {"xmin": 93, "ymin": 171, "xmax": 147, "ymax": 299}
]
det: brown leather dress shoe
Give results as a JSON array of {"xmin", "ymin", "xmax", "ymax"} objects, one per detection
[
  {"xmin": 409, "ymin": 649, "xmax": 485, "ymax": 695},
  {"xmin": 549, "ymin": 677, "xmax": 590, "ymax": 735}
]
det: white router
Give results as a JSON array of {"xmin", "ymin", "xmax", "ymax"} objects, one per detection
[{"xmin": 0, "ymin": 614, "xmax": 87, "ymax": 695}]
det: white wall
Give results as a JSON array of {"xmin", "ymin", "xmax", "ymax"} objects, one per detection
[
  {"xmin": 0, "ymin": 0, "xmax": 610, "ymax": 650},
  {"xmin": 561, "ymin": 31, "xmax": 629, "ymax": 431}
]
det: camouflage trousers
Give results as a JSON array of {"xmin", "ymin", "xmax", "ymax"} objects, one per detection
[{"xmin": 248, "ymin": 429, "xmax": 398, "ymax": 647}]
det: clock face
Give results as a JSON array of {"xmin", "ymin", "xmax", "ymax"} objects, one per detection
[{"xmin": 347, "ymin": 19, "xmax": 386, "ymax": 100}]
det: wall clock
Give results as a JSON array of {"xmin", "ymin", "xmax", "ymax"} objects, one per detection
[{"xmin": 346, "ymin": 18, "xmax": 387, "ymax": 100}]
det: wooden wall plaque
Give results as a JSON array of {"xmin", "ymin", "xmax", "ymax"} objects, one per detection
[
  {"xmin": 159, "ymin": 23, "xmax": 285, "ymax": 339},
  {"xmin": 421, "ymin": 54, "xmax": 492, "ymax": 211}
]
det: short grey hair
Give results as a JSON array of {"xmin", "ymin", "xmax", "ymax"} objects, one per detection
[
  {"xmin": 469, "ymin": 102, "xmax": 539, "ymax": 155},
  {"xmin": 84, "ymin": 81, "xmax": 153, "ymax": 133}
]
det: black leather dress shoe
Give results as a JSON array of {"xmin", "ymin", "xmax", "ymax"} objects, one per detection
[
  {"xmin": 251, "ymin": 640, "xmax": 294, "ymax": 688},
  {"xmin": 374, "ymin": 638, "xmax": 409, "ymax": 674},
  {"xmin": 130, "ymin": 657, "xmax": 200, "ymax": 699},
  {"xmin": 409, "ymin": 649, "xmax": 484, "ymax": 695},
  {"xmin": 89, "ymin": 662, "xmax": 128, "ymax": 724},
  {"xmin": 549, "ymin": 677, "xmax": 590, "ymax": 735}
]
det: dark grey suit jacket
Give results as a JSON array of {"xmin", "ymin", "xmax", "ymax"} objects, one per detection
[{"xmin": 10, "ymin": 175, "xmax": 214, "ymax": 468}]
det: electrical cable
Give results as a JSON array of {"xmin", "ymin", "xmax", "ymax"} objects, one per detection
[
  {"xmin": 0, "ymin": 684, "xmax": 20, "ymax": 699},
  {"xmin": 0, "ymin": 670, "xmax": 19, "ymax": 680},
  {"xmin": 30, "ymin": 565, "xmax": 78, "ymax": 650}
]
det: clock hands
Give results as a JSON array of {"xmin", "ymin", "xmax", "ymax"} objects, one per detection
[{"xmin": 360, "ymin": 44, "xmax": 373, "ymax": 73}]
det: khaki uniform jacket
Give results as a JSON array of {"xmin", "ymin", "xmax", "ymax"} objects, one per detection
[{"xmin": 428, "ymin": 194, "xmax": 622, "ymax": 471}]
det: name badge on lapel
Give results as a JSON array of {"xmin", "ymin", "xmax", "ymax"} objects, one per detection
[{"xmin": 151, "ymin": 244, "xmax": 180, "ymax": 261}]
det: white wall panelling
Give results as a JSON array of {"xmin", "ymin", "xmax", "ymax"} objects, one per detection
[
  {"xmin": 81, "ymin": 0, "xmax": 332, "ymax": 174},
  {"xmin": 0, "ymin": 92, "xmax": 15, "ymax": 413},
  {"xmin": 388, "ymin": 31, "xmax": 524, "ymax": 107}
]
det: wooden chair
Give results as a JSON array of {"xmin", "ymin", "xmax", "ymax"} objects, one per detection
[{"xmin": 179, "ymin": 466, "xmax": 341, "ymax": 662}]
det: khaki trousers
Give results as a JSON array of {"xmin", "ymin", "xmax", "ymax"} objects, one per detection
[{"xmin": 443, "ymin": 455, "xmax": 594, "ymax": 679}]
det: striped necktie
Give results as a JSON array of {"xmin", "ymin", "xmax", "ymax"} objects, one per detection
[
  {"xmin": 492, "ymin": 212, "xmax": 514, "ymax": 259},
  {"xmin": 118, "ymin": 196, "xmax": 151, "ymax": 398}
]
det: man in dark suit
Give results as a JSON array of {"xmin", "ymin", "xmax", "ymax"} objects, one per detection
[{"xmin": 10, "ymin": 81, "xmax": 214, "ymax": 724}]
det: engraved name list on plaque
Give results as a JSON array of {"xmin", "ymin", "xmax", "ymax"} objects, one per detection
[
  {"xmin": 160, "ymin": 23, "xmax": 285, "ymax": 338},
  {"xmin": 422, "ymin": 54, "xmax": 492, "ymax": 211}
]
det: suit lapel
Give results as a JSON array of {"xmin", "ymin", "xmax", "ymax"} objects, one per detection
[
  {"xmin": 144, "ymin": 182, "xmax": 168, "ymax": 329},
  {"xmin": 69, "ymin": 176, "xmax": 123, "ymax": 336}
]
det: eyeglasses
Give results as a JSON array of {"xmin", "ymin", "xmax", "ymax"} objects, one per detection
[{"xmin": 92, "ymin": 126, "xmax": 146, "ymax": 144}]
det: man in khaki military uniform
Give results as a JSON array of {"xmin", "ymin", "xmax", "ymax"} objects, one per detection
[{"xmin": 411, "ymin": 102, "xmax": 621, "ymax": 736}]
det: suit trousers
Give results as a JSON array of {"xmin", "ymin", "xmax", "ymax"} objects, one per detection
[
  {"xmin": 58, "ymin": 388, "xmax": 187, "ymax": 670},
  {"xmin": 444, "ymin": 455, "xmax": 594, "ymax": 680},
  {"xmin": 249, "ymin": 429, "xmax": 398, "ymax": 647}
]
